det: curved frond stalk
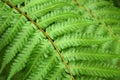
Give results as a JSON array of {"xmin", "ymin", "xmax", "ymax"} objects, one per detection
[{"xmin": 1, "ymin": 0, "xmax": 75, "ymax": 79}]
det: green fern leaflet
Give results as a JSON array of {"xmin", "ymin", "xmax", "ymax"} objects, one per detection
[{"xmin": 0, "ymin": 0, "xmax": 120, "ymax": 80}]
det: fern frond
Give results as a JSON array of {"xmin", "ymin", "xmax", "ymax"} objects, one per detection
[
  {"xmin": 69, "ymin": 61, "xmax": 120, "ymax": 78},
  {"xmin": 76, "ymin": 0, "xmax": 120, "ymax": 37},
  {"xmin": 23, "ymin": 0, "xmax": 72, "ymax": 19},
  {"xmin": 0, "ymin": 22, "xmax": 36, "ymax": 73},
  {"xmin": 0, "ymin": 4, "xmax": 13, "ymax": 36},
  {"xmin": 55, "ymin": 33, "xmax": 114, "ymax": 50},
  {"xmin": 38, "ymin": 9, "xmax": 79, "ymax": 28},
  {"xmin": 47, "ymin": 18, "xmax": 98, "ymax": 39},
  {"xmin": 0, "ymin": 15, "xmax": 27, "ymax": 51},
  {"xmin": 75, "ymin": 76, "xmax": 106, "ymax": 80},
  {"xmin": 62, "ymin": 47, "xmax": 120, "ymax": 63},
  {"xmin": 25, "ymin": 42, "xmax": 58, "ymax": 80},
  {"xmin": 6, "ymin": 0, "xmax": 25, "ymax": 5},
  {"xmin": 45, "ymin": 63, "xmax": 66, "ymax": 80},
  {"xmin": 0, "ymin": 0, "xmax": 120, "ymax": 80},
  {"xmin": 7, "ymin": 30, "xmax": 41, "ymax": 80}
]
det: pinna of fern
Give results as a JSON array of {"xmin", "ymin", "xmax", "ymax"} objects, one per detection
[{"xmin": 0, "ymin": 0, "xmax": 120, "ymax": 80}]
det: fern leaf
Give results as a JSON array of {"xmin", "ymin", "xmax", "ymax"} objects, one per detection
[
  {"xmin": 47, "ymin": 18, "xmax": 98, "ymax": 39},
  {"xmin": 0, "ymin": 22, "xmax": 35, "ymax": 73},
  {"xmin": 39, "ymin": 9, "xmax": 79, "ymax": 29},
  {"xmin": 0, "ymin": 0, "xmax": 120, "ymax": 80},
  {"xmin": 0, "ymin": 15, "xmax": 27, "ymax": 51},
  {"xmin": 45, "ymin": 63, "xmax": 66, "ymax": 80},
  {"xmin": 23, "ymin": 0, "xmax": 72, "ymax": 19},
  {"xmin": 62, "ymin": 47, "xmax": 120, "ymax": 63},
  {"xmin": 55, "ymin": 33, "xmax": 114, "ymax": 50},
  {"xmin": 7, "ymin": 30, "xmax": 41, "ymax": 80},
  {"xmin": 69, "ymin": 61, "xmax": 120, "ymax": 78},
  {"xmin": 0, "ymin": 4, "xmax": 13, "ymax": 36},
  {"xmin": 26, "ymin": 42, "xmax": 57, "ymax": 80}
]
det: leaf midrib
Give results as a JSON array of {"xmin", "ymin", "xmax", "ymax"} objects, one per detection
[{"xmin": 1, "ymin": 0, "xmax": 75, "ymax": 80}]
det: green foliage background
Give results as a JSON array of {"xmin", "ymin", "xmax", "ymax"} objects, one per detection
[{"xmin": 0, "ymin": 0, "xmax": 120, "ymax": 80}]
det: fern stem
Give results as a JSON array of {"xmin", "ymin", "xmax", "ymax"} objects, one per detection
[{"xmin": 1, "ymin": 0, "xmax": 75, "ymax": 80}]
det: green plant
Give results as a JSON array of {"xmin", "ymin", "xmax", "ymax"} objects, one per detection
[{"xmin": 0, "ymin": 0, "xmax": 120, "ymax": 80}]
